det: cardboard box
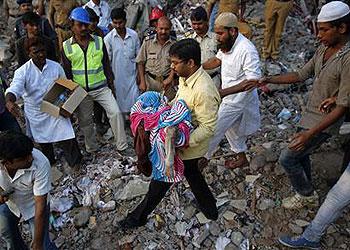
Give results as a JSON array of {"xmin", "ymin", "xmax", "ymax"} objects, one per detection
[{"xmin": 41, "ymin": 79, "xmax": 87, "ymax": 117}]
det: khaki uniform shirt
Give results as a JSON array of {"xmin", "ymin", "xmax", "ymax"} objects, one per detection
[
  {"xmin": 298, "ymin": 42, "xmax": 350, "ymax": 134},
  {"xmin": 3, "ymin": 0, "xmax": 19, "ymax": 17},
  {"xmin": 186, "ymin": 31, "xmax": 220, "ymax": 87},
  {"xmin": 49, "ymin": 0, "xmax": 78, "ymax": 27},
  {"xmin": 136, "ymin": 35, "xmax": 175, "ymax": 77},
  {"xmin": 175, "ymin": 67, "xmax": 221, "ymax": 160}
]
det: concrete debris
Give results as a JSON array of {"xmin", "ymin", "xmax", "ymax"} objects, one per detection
[
  {"xmin": 230, "ymin": 200, "xmax": 247, "ymax": 211},
  {"xmin": 73, "ymin": 207, "xmax": 92, "ymax": 228},
  {"xmin": 117, "ymin": 179, "xmax": 149, "ymax": 200},
  {"xmin": 215, "ymin": 236, "xmax": 230, "ymax": 250},
  {"xmin": 222, "ymin": 211, "xmax": 236, "ymax": 221},
  {"xmin": 231, "ymin": 231, "xmax": 244, "ymax": 247}
]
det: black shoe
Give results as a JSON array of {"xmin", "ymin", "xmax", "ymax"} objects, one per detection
[{"xmin": 118, "ymin": 217, "xmax": 147, "ymax": 229}]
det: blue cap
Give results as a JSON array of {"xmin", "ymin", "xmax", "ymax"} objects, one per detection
[{"xmin": 69, "ymin": 7, "xmax": 91, "ymax": 24}]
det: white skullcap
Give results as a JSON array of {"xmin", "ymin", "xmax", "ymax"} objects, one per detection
[{"xmin": 317, "ymin": 1, "xmax": 350, "ymax": 22}]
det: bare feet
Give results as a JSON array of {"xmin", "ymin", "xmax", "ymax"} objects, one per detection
[{"xmin": 224, "ymin": 152, "xmax": 249, "ymax": 169}]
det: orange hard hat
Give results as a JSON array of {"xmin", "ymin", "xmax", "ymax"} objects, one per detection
[{"xmin": 149, "ymin": 6, "xmax": 165, "ymax": 21}]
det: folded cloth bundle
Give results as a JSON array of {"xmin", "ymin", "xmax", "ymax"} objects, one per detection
[{"xmin": 130, "ymin": 91, "xmax": 193, "ymax": 183}]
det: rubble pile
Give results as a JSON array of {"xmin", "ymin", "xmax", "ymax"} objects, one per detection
[{"xmin": 1, "ymin": 0, "xmax": 350, "ymax": 249}]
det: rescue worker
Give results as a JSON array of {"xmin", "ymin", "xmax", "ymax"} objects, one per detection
[
  {"xmin": 263, "ymin": 0, "xmax": 294, "ymax": 60},
  {"xmin": 5, "ymin": 37, "xmax": 82, "ymax": 168},
  {"xmin": 48, "ymin": 0, "xmax": 79, "ymax": 51},
  {"xmin": 61, "ymin": 7, "xmax": 128, "ymax": 153},
  {"xmin": 186, "ymin": 6, "xmax": 220, "ymax": 88},
  {"xmin": 136, "ymin": 16, "xmax": 177, "ymax": 100},
  {"xmin": 203, "ymin": 12, "xmax": 261, "ymax": 169}
]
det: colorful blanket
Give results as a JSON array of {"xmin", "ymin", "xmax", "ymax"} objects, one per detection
[{"xmin": 130, "ymin": 91, "xmax": 192, "ymax": 183}]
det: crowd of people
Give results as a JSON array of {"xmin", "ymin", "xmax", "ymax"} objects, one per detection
[{"xmin": 0, "ymin": 0, "xmax": 350, "ymax": 249}]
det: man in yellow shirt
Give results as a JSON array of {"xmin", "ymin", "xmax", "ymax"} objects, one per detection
[{"xmin": 120, "ymin": 39, "xmax": 221, "ymax": 229}]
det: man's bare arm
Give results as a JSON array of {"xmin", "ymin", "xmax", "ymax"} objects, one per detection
[
  {"xmin": 137, "ymin": 63, "xmax": 147, "ymax": 92},
  {"xmin": 32, "ymin": 195, "xmax": 47, "ymax": 250},
  {"xmin": 203, "ymin": 57, "xmax": 221, "ymax": 70}
]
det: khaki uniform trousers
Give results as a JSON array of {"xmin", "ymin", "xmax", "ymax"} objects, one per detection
[
  {"xmin": 76, "ymin": 87, "xmax": 128, "ymax": 152},
  {"xmin": 263, "ymin": 0, "xmax": 293, "ymax": 59}
]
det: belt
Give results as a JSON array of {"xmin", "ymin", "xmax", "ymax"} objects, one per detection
[
  {"xmin": 210, "ymin": 71, "xmax": 219, "ymax": 78},
  {"xmin": 147, "ymin": 72, "xmax": 169, "ymax": 82},
  {"xmin": 55, "ymin": 24, "xmax": 71, "ymax": 31},
  {"xmin": 9, "ymin": 14, "xmax": 18, "ymax": 18}
]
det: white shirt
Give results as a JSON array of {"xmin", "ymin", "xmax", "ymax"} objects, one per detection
[
  {"xmin": 0, "ymin": 148, "xmax": 51, "ymax": 220},
  {"xmin": 84, "ymin": 0, "xmax": 111, "ymax": 29},
  {"xmin": 216, "ymin": 33, "xmax": 261, "ymax": 135},
  {"xmin": 104, "ymin": 28, "xmax": 140, "ymax": 112},
  {"xmin": 6, "ymin": 59, "xmax": 75, "ymax": 143}
]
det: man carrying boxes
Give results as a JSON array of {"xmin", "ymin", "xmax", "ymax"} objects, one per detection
[
  {"xmin": 5, "ymin": 36, "xmax": 82, "ymax": 169},
  {"xmin": 61, "ymin": 7, "xmax": 128, "ymax": 153}
]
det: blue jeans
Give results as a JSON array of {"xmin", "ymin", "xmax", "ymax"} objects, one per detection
[
  {"xmin": 279, "ymin": 129, "xmax": 331, "ymax": 196},
  {"xmin": 209, "ymin": 1, "xmax": 219, "ymax": 32},
  {"xmin": 303, "ymin": 163, "xmax": 350, "ymax": 242},
  {"xmin": 0, "ymin": 204, "xmax": 57, "ymax": 250}
]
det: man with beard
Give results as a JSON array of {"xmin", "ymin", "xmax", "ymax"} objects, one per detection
[
  {"xmin": 203, "ymin": 12, "xmax": 261, "ymax": 169},
  {"xmin": 136, "ymin": 16, "xmax": 177, "ymax": 100}
]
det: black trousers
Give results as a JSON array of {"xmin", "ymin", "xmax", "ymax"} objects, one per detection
[
  {"xmin": 128, "ymin": 158, "xmax": 218, "ymax": 223},
  {"xmin": 39, "ymin": 138, "xmax": 82, "ymax": 167},
  {"xmin": 0, "ymin": 109, "xmax": 21, "ymax": 132}
]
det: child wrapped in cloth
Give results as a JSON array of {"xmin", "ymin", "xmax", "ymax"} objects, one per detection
[{"xmin": 130, "ymin": 91, "xmax": 193, "ymax": 183}]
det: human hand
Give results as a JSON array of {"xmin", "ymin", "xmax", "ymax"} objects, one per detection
[
  {"xmin": 162, "ymin": 78, "xmax": 172, "ymax": 90},
  {"xmin": 6, "ymin": 101, "xmax": 21, "ymax": 117},
  {"xmin": 238, "ymin": 79, "xmax": 260, "ymax": 91},
  {"xmin": 319, "ymin": 97, "xmax": 336, "ymax": 113},
  {"xmin": 288, "ymin": 131, "xmax": 312, "ymax": 151},
  {"xmin": 31, "ymin": 242, "xmax": 44, "ymax": 250},
  {"xmin": 59, "ymin": 108, "xmax": 71, "ymax": 118},
  {"xmin": 139, "ymin": 80, "xmax": 147, "ymax": 93}
]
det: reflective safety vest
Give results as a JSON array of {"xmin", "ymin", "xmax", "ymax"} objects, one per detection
[{"xmin": 63, "ymin": 35, "xmax": 107, "ymax": 90}]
